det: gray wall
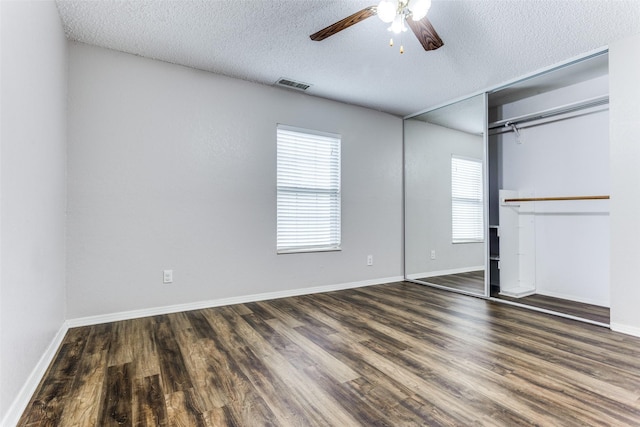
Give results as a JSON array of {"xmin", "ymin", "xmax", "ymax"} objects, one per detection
[
  {"xmin": 0, "ymin": 1, "xmax": 67, "ymax": 420},
  {"xmin": 66, "ymin": 42, "xmax": 404, "ymax": 319}
]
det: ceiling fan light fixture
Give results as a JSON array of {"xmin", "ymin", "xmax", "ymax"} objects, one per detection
[
  {"xmin": 309, "ymin": 2, "xmax": 443, "ymax": 53},
  {"xmin": 376, "ymin": 0, "xmax": 397, "ymax": 23},
  {"xmin": 409, "ymin": 0, "xmax": 431, "ymax": 21},
  {"xmin": 389, "ymin": 14, "xmax": 407, "ymax": 34}
]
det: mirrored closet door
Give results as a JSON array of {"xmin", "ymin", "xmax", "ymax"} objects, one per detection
[
  {"xmin": 404, "ymin": 52, "xmax": 611, "ymax": 325},
  {"xmin": 404, "ymin": 94, "xmax": 489, "ymax": 297},
  {"xmin": 487, "ymin": 52, "xmax": 610, "ymax": 325}
]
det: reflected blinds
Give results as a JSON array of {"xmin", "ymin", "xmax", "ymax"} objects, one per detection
[
  {"xmin": 451, "ymin": 156, "xmax": 484, "ymax": 242},
  {"xmin": 277, "ymin": 126, "xmax": 341, "ymax": 253}
]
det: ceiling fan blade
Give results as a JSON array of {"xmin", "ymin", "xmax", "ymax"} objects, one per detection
[
  {"xmin": 310, "ymin": 7, "xmax": 376, "ymax": 41},
  {"xmin": 406, "ymin": 17, "xmax": 444, "ymax": 51}
]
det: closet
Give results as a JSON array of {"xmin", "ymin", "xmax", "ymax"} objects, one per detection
[
  {"xmin": 487, "ymin": 52, "xmax": 610, "ymax": 324},
  {"xmin": 403, "ymin": 50, "xmax": 610, "ymax": 324}
]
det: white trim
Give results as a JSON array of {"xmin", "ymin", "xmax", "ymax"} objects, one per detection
[
  {"xmin": 66, "ymin": 276, "xmax": 404, "ymax": 327},
  {"xmin": 2, "ymin": 324, "xmax": 69, "ymax": 427},
  {"xmin": 406, "ymin": 266, "xmax": 484, "ymax": 280},
  {"xmin": 535, "ymin": 289, "xmax": 609, "ymax": 308},
  {"xmin": 610, "ymin": 322, "xmax": 640, "ymax": 338},
  {"xmin": 277, "ymin": 123, "xmax": 340, "ymax": 140},
  {"xmin": 499, "ymin": 289, "xmax": 536, "ymax": 298},
  {"xmin": 277, "ymin": 246, "xmax": 342, "ymax": 255}
]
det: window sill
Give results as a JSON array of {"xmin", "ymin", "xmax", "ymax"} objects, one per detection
[{"xmin": 277, "ymin": 247, "xmax": 342, "ymax": 255}]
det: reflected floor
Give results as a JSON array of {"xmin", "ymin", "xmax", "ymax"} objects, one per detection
[
  {"xmin": 494, "ymin": 293, "xmax": 610, "ymax": 325},
  {"xmin": 415, "ymin": 271, "xmax": 609, "ymax": 325},
  {"xmin": 416, "ymin": 270, "xmax": 485, "ymax": 294}
]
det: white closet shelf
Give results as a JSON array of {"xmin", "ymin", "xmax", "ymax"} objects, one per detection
[{"xmin": 502, "ymin": 195, "xmax": 610, "ymax": 203}]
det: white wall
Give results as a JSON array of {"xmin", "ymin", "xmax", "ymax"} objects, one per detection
[
  {"xmin": 0, "ymin": 0, "xmax": 67, "ymax": 422},
  {"xmin": 497, "ymin": 77, "xmax": 610, "ymax": 306},
  {"xmin": 497, "ymin": 75, "xmax": 610, "ymax": 119},
  {"xmin": 610, "ymin": 33, "xmax": 640, "ymax": 335},
  {"xmin": 66, "ymin": 42, "xmax": 403, "ymax": 319},
  {"xmin": 405, "ymin": 121, "xmax": 484, "ymax": 278}
]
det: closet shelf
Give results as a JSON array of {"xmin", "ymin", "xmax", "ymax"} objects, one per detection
[
  {"xmin": 503, "ymin": 195, "xmax": 609, "ymax": 203},
  {"xmin": 488, "ymin": 95, "xmax": 609, "ymax": 130}
]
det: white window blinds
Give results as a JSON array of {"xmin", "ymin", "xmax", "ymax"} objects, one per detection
[
  {"xmin": 277, "ymin": 125, "xmax": 341, "ymax": 253},
  {"xmin": 451, "ymin": 156, "xmax": 484, "ymax": 243}
]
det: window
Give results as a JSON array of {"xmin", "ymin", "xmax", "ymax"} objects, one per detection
[
  {"xmin": 277, "ymin": 125, "xmax": 341, "ymax": 253},
  {"xmin": 451, "ymin": 156, "xmax": 484, "ymax": 243}
]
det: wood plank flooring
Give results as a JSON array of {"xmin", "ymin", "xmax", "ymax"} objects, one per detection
[
  {"xmin": 416, "ymin": 270, "xmax": 485, "ymax": 294},
  {"xmin": 495, "ymin": 293, "xmax": 610, "ymax": 325},
  {"xmin": 18, "ymin": 281, "xmax": 640, "ymax": 426}
]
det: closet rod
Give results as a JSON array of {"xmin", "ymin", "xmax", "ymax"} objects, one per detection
[
  {"xmin": 503, "ymin": 195, "xmax": 610, "ymax": 203},
  {"xmin": 488, "ymin": 95, "xmax": 609, "ymax": 130}
]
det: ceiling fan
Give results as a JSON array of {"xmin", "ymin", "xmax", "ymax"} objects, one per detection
[{"xmin": 310, "ymin": 0, "xmax": 443, "ymax": 53}]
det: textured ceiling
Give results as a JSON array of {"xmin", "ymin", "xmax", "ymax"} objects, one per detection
[{"xmin": 55, "ymin": 0, "xmax": 640, "ymax": 117}]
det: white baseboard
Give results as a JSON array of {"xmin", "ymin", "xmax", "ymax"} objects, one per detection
[
  {"xmin": 2, "ymin": 324, "xmax": 69, "ymax": 427},
  {"xmin": 610, "ymin": 322, "xmax": 640, "ymax": 338},
  {"xmin": 499, "ymin": 289, "xmax": 536, "ymax": 298},
  {"xmin": 535, "ymin": 289, "xmax": 609, "ymax": 308},
  {"xmin": 406, "ymin": 266, "xmax": 484, "ymax": 280},
  {"xmin": 66, "ymin": 276, "xmax": 404, "ymax": 328}
]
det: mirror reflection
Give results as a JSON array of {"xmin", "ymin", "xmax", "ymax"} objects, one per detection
[{"xmin": 404, "ymin": 94, "xmax": 487, "ymax": 296}]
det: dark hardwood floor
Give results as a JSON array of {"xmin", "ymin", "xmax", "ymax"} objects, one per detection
[
  {"xmin": 416, "ymin": 270, "xmax": 485, "ymax": 294},
  {"xmin": 495, "ymin": 293, "xmax": 610, "ymax": 325},
  {"xmin": 19, "ymin": 281, "xmax": 640, "ymax": 426}
]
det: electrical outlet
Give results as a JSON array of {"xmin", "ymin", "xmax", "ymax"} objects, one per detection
[
  {"xmin": 163, "ymin": 269, "xmax": 173, "ymax": 284},
  {"xmin": 367, "ymin": 255, "xmax": 373, "ymax": 266},
  {"xmin": 430, "ymin": 250, "xmax": 436, "ymax": 260}
]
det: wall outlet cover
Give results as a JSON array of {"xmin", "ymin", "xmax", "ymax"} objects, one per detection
[{"xmin": 163, "ymin": 269, "xmax": 173, "ymax": 283}]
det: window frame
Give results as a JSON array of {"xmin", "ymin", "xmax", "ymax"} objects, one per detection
[
  {"xmin": 276, "ymin": 124, "xmax": 342, "ymax": 254},
  {"xmin": 451, "ymin": 155, "xmax": 485, "ymax": 244}
]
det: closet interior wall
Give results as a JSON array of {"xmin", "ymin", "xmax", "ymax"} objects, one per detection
[{"xmin": 488, "ymin": 63, "xmax": 610, "ymax": 308}]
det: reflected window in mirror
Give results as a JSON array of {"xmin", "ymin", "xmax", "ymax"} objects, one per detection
[{"xmin": 451, "ymin": 155, "xmax": 484, "ymax": 243}]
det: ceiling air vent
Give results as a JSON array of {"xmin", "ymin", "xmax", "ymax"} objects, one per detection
[{"xmin": 275, "ymin": 78, "xmax": 312, "ymax": 91}]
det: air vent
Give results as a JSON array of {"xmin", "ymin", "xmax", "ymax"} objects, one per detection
[{"xmin": 275, "ymin": 78, "xmax": 312, "ymax": 91}]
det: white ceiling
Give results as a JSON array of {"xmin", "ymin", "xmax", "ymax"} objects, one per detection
[
  {"xmin": 55, "ymin": 0, "xmax": 640, "ymax": 117},
  {"xmin": 410, "ymin": 92, "xmax": 486, "ymax": 135}
]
